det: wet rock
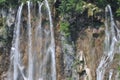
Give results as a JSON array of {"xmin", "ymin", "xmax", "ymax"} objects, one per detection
[{"xmin": 6, "ymin": 8, "xmax": 15, "ymax": 27}]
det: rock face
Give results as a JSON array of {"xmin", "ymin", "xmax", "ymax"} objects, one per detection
[
  {"xmin": 57, "ymin": 24, "xmax": 120, "ymax": 80},
  {"xmin": 76, "ymin": 27, "xmax": 105, "ymax": 80},
  {"xmin": 56, "ymin": 26, "xmax": 106, "ymax": 80},
  {"xmin": 0, "ymin": 8, "xmax": 16, "ymax": 79},
  {"xmin": 55, "ymin": 21, "xmax": 64, "ymax": 80}
]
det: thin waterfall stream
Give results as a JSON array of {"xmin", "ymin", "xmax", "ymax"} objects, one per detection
[
  {"xmin": 27, "ymin": 1, "xmax": 33, "ymax": 80},
  {"xmin": 7, "ymin": 3, "xmax": 24, "ymax": 80},
  {"xmin": 7, "ymin": 0, "xmax": 56, "ymax": 80}
]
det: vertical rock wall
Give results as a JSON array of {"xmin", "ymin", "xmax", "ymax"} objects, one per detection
[
  {"xmin": 76, "ymin": 27, "xmax": 105, "ymax": 80},
  {"xmin": 0, "ymin": 8, "xmax": 16, "ymax": 79}
]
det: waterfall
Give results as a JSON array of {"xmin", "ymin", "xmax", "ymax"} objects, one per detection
[
  {"xmin": 7, "ymin": 3, "xmax": 24, "ymax": 80},
  {"xmin": 7, "ymin": 0, "xmax": 56, "ymax": 80},
  {"xmin": 44, "ymin": 0, "xmax": 56, "ymax": 79},
  {"xmin": 96, "ymin": 5, "xmax": 120, "ymax": 80},
  {"xmin": 27, "ymin": 1, "xmax": 33, "ymax": 80}
]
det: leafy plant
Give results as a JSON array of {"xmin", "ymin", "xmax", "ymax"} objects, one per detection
[
  {"xmin": 58, "ymin": 0, "xmax": 85, "ymax": 16},
  {"xmin": 116, "ymin": 8, "xmax": 120, "ymax": 16},
  {"xmin": 60, "ymin": 21, "xmax": 70, "ymax": 37}
]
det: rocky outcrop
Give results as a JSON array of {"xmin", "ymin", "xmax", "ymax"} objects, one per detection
[
  {"xmin": 76, "ymin": 27, "xmax": 105, "ymax": 80},
  {"xmin": 0, "ymin": 8, "xmax": 16, "ymax": 79},
  {"xmin": 55, "ymin": 20, "xmax": 64, "ymax": 80}
]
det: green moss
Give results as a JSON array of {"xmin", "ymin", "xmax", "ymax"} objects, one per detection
[{"xmin": 67, "ymin": 77, "xmax": 73, "ymax": 80}]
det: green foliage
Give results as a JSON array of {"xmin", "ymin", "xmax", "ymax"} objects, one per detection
[
  {"xmin": 58, "ymin": 0, "xmax": 103, "ymax": 38},
  {"xmin": 93, "ymin": 0, "xmax": 120, "ymax": 17},
  {"xmin": 118, "ymin": 66, "xmax": 120, "ymax": 73},
  {"xmin": 58, "ymin": 0, "xmax": 120, "ymax": 19},
  {"xmin": 116, "ymin": 0, "xmax": 120, "ymax": 17},
  {"xmin": 0, "ymin": 0, "xmax": 19, "ymax": 8},
  {"xmin": 58, "ymin": 0, "xmax": 85, "ymax": 16},
  {"xmin": 58, "ymin": 0, "xmax": 86, "ymax": 38},
  {"xmin": 57, "ymin": 0, "xmax": 120, "ymax": 40},
  {"xmin": 58, "ymin": 0, "xmax": 103, "ymax": 17},
  {"xmin": 60, "ymin": 21, "xmax": 70, "ymax": 37},
  {"xmin": 94, "ymin": 0, "xmax": 108, "ymax": 8},
  {"xmin": 0, "ymin": 0, "xmax": 6, "ymax": 7},
  {"xmin": 0, "ymin": 0, "xmax": 44, "ymax": 8},
  {"xmin": 116, "ymin": 8, "xmax": 120, "ymax": 16},
  {"xmin": 0, "ymin": 0, "xmax": 6, "ymax": 3},
  {"xmin": 82, "ymin": 3, "xmax": 102, "ymax": 17}
]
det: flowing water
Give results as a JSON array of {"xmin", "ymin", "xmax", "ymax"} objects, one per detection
[
  {"xmin": 27, "ymin": 1, "xmax": 33, "ymax": 80},
  {"xmin": 96, "ymin": 5, "xmax": 120, "ymax": 80},
  {"xmin": 7, "ymin": 3, "xmax": 24, "ymax": 80},
  {"xmin": 7, "ymin": 0, "xmax": 56, "ymax": 80}
]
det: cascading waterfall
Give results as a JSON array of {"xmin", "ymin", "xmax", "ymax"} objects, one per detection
[
  {"xmin": 7, "ymin": 0, "xmax": 56, "ymax": 80},
  {"xmin": 7, "ymin": 3, "xmax": 24, "ymax": 80},
  {"xmin": 27, "ymin": 1, "xmax": 33, "ymax": 80},
  {"xmin": 96, "ymin": 5, "xmax": 120, "ymax": 80},
  {"xmin": 44, "ymin": 0, "xmax": 56, "ymax": 79}
]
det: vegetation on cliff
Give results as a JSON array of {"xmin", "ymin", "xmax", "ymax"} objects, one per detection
[{"xmin": 56, "ymin": 0, "xmax": 120, "ymax": 41}]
